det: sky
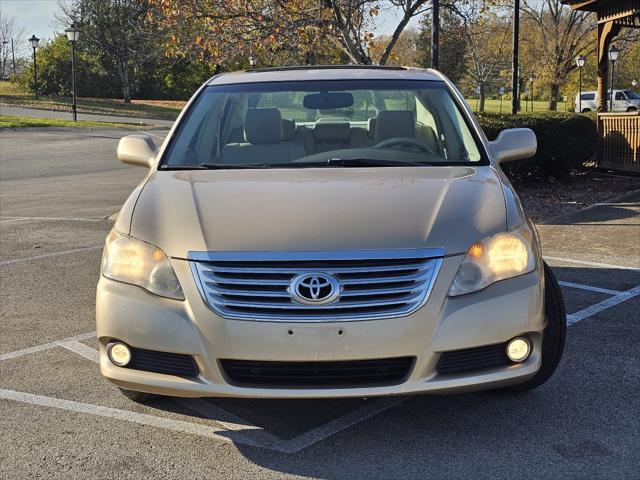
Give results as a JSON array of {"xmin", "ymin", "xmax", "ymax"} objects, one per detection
[
  {"xmin": 2, "ymin": 0, "xmax": 60, "ymax": 41},
  {"xmin": 1, "ymin": 0, "xmax": 421, "ymax": 47}
]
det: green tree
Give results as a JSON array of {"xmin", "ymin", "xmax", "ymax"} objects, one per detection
[
  {"xmin": 59, "ymin": 0, "xmax": 164, "ymax": 103},
  {"xmin": 415, "ymin": 10, "xmax": 468, "ymax": 85},
  {"xmin": 18, "ymin": 34, "xmax": 117, "ymax": 97}
]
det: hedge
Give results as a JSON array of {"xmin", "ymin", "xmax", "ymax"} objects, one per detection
[{"xmin": 477, "ymin": 112, "xmax": 597, "ymax": 182}]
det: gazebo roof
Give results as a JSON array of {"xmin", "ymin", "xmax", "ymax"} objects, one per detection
[{"xmin": 562, "ymin": 0, "xmax": 640, "ymax": 27}]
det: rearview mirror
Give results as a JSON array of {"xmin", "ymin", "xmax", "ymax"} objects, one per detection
[
  {"xmin": 490, "ymin": 128, "xmax": 537, "ymax": 164},
  {"xmin": 303, "ymin": 92, "xmax": 354, "ymax": 110},
  {"xmin": 117, "ymin": 134, "xmax": 157, "ymax": 168}
]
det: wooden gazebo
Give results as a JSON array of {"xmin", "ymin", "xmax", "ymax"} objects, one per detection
[{"xmin": 564, "ymin": 0, "xmax": 640, "ymax": 173}]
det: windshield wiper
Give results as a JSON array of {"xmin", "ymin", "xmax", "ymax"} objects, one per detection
[
  {"xmin": 323, "ymin": 158, "xmax": 432, "ymax": 167},
  {"xmin": 199, "ymin": 163, "xmax": 274, "ymax": 169},
  {"xmin": 182, "ymin": 158, "xmax": 434, "ymax": 170}
]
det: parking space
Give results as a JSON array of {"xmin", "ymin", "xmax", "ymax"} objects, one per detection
[{"xmin": 1, "ymin": 129, "xmax": 639, "ymax": 478}]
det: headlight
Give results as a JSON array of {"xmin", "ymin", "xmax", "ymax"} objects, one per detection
[
  {"xmin": 449, "ymin": 223, "xmax": 536, "ymax": 297},
  {"xmin": 102, "ymin": 230, "xmax": 184, "ymax": 300}
]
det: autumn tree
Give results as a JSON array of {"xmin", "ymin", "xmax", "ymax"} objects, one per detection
[
  {"xmin": 521, "ymin": 0, "xmax": 596, "ymax": 110},
  {"xmin": 147, "ymin": 0, "xmax": 433, "ymax": 67}
]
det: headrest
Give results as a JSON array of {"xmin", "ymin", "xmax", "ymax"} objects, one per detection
[
  {"xmin": 375, "ymin": 111, "xmax": 415, "ymax": 143},
  {"xmin": 367, "ymin": 118, "xmax": 377, "ymax": 138},
  {"xmin": 245, "ymin": 108, "xmax": 283, "ymax": 144},
  {"xmin": 282, "ymin": 119, "xmax": 296, "ymax": 141},
  {"xmin": 313, "ymin": 123, "xmax": 351, "ymax": 141}
]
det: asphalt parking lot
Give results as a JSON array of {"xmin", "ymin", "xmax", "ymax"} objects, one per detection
[{"xmin": 1, "ymin": 128, "xmax": 639, "ymax": 479}]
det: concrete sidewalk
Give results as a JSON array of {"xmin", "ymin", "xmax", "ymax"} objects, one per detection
[{"xmin": 0, "ymin": 105, "xmax": 175, "ymax": 129}]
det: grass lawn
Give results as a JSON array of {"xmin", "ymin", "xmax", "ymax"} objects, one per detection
[
  {"xmin": 467, "ymin": 98, "xmax": 573, "ymax": 114},
  {"xmin": 1, "ymin": 81, "xmax": 575, "ymax": 119},
  {"xmin": 0, "ymin": 114, "xmax": 144, "ymax": 129},
  {"xmin": 0, "ymin": 82, "xmax": 183, "ymax": 120}
]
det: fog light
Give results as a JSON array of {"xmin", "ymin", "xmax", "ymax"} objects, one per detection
[
  {"xmin": 108, "ymin": 342, "xmax": 132, "ymax": 367},
  {"xmin": 506, "ymin": 337, "xmax": 531, "ymax": 363}
]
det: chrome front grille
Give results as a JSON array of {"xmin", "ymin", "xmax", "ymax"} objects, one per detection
[{"xmin": 189, "ymin": 249, "xmax": 444, "ymax": 322}]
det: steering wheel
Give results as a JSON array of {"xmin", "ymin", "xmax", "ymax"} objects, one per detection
[{"xmin": 374, "ymin": 137, "xmax": 436, "ymax": 156}]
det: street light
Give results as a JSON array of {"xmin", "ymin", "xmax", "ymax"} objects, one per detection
[
  {"xmin": 65, "ymin": 24, "xmax": 80, "ymax": 122},
  {"xmin": 2, "ymin": 41, "xmax": 8, "ymax": 80},
  {"xmin": 576, "ymin": 55, "xmax": 585, "ymax": 113},
  {"xmin": 248, "ymin": 55, "xmax": 256, "ymax": 69},
  {"xmin": 529, "ymin": 73, "xmax": 535, "ymax": 112},
  {"xmin": 608, "ymin": 45, "xmax": 620, "ymax": 111},
  {"xmin": 11, "ymin": 38, "xmax": 16, "ymax": 76},
  {"xmin": 632, "ymin": 79, "xmax": 638, "ymax": 89},
  {"xmin": 28, "ymin": 35, "xmax": 40, "ymax": 99}
]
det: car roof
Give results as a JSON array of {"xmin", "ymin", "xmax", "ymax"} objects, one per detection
[{"xmin": 208, "ymin": 65, "xmax": 442, "ymax": 86}]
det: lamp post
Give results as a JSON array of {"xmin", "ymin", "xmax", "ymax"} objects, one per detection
[
  {"xmin": 529, "ymin": 73, "xmax": 535, "ymax": 112},
  {"xmin": 248, "ymin": 55, "xmax": 256, "ymax": 70},
  {"xmin": 576, "ymin": 55, "xmax": 585, "ymax": 113},
  {"xmin": 65, "ymin": 24, "xmax": 80, "ymax": 122},
  {"xmin": 632, "ymin": 79, "xmax": 637, "ymax": 89},
  {"xmin": 11, "ymin": 38, "xmax": 16, "ymax": 76},
  {"xmin": 431, "ymin": 0, "xmax": 440, "ymax": 69},
  {"xmin": 29, "ymin": 35, "xmax": 40, "ymax": 99},
  {"xmin": 2, "ymin": 41, "xmax": 8, "ymax": 80},
  {"xmin": 608, "ymin": 45, "xmax": 620, "ymax": 111},
  {"xmin": 511, "ymin": 0, "xmax": 520, "ymax": 114}
]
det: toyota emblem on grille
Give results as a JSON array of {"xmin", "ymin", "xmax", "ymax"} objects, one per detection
[{"xmin": 289, "ymin": 273, "xmax": 341, "ymax": 305}]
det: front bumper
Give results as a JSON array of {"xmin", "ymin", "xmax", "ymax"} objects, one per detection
[{"xmin": 96, "ymin": 255, "xmax": 546, "ymax": 398}]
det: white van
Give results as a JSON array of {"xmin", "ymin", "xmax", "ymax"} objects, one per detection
[{"xmin": 575, "ymin": 90, "xmax": 640, "ymax": 113}]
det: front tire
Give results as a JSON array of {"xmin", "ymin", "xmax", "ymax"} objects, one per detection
[{"xmin": 495, "ymin": 262, "xmax": 566, "ymax": 393}]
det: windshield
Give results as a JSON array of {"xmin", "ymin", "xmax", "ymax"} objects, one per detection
[
  {"xmin": 161, "ymin": 80, "xmax": 485, "ymax": 169},
  {"xmin": 624, "ymin": 90, "xmax": 640, "ymax": 100}
]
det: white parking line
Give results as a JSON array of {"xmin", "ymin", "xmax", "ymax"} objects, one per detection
[
  {"xmin": 69, "ymin": 343, "xmax": 287, "ymax": 447},
  {"xmin": 177, "ymin": 398, "xmax": 283, "ymax": 447},
  {"xmin": 1, "ymin": 278, "xmax": 638, "ymax": 453},
  {"xmin": 567, "ymin": 285, "xmax": 640, "ymax": 325},
  {"xmin": 0, "ymin": 246, "xmax": 103, "ymax": 267},
  {"xmin": 0, "ymin": 216, "xmax": 103, "ymax": 223},
  {"xmin": 2, "ymin": 339, "xmax": 406, "ymax": 453},
  {"xmin": 0, "ymin": 332, "xmax": 96, "ymax": 361},
  {"xmin": 545, "ymin": 256, "xmax": 640, "ymax": 272},
  {"xmin": 0, "ymin": 217, "xmax": 29, "ymax": 224},
  {"xmin": 58, "ymin": 341, "xmax": 100, "ymax": 363},
  {"xmin": 0, "ymin": 388, "xmax": 265, "ymax": 449},
  {"xmin": 558, "ymin": 281, "xmax": 622, "ymax": 296},
  {"xmin": 272, "ymin": 396, "xmax": 408, "ymax": 454}
]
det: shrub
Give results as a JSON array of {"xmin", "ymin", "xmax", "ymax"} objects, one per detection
[
  {"xmin": 477, "ymin": 112, "xmax": 597, "ymax": 182},
  {"xmin": 18, "ymin": 35, "xmax": 119, "ymax": 99}
]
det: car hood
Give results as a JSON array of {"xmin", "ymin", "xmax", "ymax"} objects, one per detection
[{"xmin": 129, "ymin": 166, "xmax": 507, "ymax": 258}]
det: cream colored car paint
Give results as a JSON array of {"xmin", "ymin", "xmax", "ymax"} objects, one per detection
[{"xmin": 99, "ymin": 67, "xmax": 547, "ymax": 398}]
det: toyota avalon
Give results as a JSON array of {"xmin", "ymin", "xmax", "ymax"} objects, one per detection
[{"xmin": 97, "ymin": 66, "xmax": 565, "ymax": 401}]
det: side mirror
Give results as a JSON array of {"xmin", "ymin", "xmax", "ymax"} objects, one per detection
[
  {"xmin": 490, "ymin": 128, "xmax": 537, "ymax": 164},
  {"xmin": 117, "ymin": 134, "xmax": 157, "ymax": 168}
]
